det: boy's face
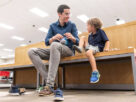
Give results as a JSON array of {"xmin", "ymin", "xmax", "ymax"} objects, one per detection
[
  {"xmin": 58, "ymin": 9, "xmax": 70, "ymax": 23},
  {"xmin": 87, "ymin": 24, "xmax": 95, "ymax": 33}
]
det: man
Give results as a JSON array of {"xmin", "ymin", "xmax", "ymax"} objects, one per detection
[{"xmin": 28, "ymin": 4, "xmax": 79, "ymax": 101}]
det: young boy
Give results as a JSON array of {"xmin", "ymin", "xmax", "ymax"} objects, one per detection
[{"xmin": 73, "ymin": 18, "xmax": 110, "ymax": 83}]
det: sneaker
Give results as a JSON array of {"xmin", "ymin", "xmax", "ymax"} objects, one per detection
[
  {"xmin": 54, "ymin": 88, "xmax": 64, "ymax": 101},
  {"xmin": 39, "ymin": 86, "xmax": 54, "ymax": 96},
  {"xmin": 73, "ymin": 45, "xmax": 83, "ymax": 53},
  {"xmin": 9, "ymin": 85, "xmax": 20, "ymax": 96},
  {"xmin": 36, "ymin": 86, "xmax": 44, "ymax": 93},
  {"xmin": 19, "ymin": 88, "xmax": 26, "ymax": 95},
  {"xmin": 90, "ymin": 71, "xmax": 100, "ymax": 83}
]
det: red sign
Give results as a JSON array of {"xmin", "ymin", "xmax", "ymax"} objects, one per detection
[{"xmin": 0, "ymin": 71, "xmax": 10, "ymax": 77}]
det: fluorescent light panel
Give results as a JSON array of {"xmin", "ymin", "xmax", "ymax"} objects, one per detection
[
  {"xmin": 30, "ymin": 8, "xmax": 48, "ymax": 17},
  {"xmin": 8, "ymin": 54, "xmax": 15, "ymax": 57},
  {"xmin": 0, "ymin": 43, "xmax": 4, "ymax": 47},
  {"xmin": 38, "ymin": 27, "xmax": 48, "ymax": 33},
  {"xmin": 3, "ymin": 48, "xmax": 13, "ymax": 52},
  {"xmin": 20, "ymin": 44, "xmax": 27, "ymax": 47},
  {"xmin": 77, "ymin": 14, "xmax": 89, "ymax": 23},
  {"xmin": 116, "ymin": 20, "xmax": 125, "ymax": 25},
  {"xmin": 12, "ymin": 36, "xmax": 24, "ymax": 41},
  {"xmin": 0, "ymin": 23, "xmax": 14, "ymax": 30}
]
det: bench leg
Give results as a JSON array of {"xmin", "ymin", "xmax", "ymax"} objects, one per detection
[
  {"xmin": 131, "ymin": 54, "xmax": 136, "ymax": 94},
  {"xmin": 36, "ymin": 71, "xmax": 40, "ymax": 89},
  {"xmin": 61, "ymin": 66, "xmax": 65, "ymax": 89}
]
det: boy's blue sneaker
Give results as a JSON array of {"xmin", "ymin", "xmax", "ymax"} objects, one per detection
[
  {"xmin": 90, "ymin": 71, "xmax": 100, "ymax": 83},
  {"xmin": 54, "ymin": 88, "xmax": 64, "ymax": 101}
]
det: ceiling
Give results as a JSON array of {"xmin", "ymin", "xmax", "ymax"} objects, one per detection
[{"xmin": 0, "ymin": 0, "xmax": 136, "ymax": 59}]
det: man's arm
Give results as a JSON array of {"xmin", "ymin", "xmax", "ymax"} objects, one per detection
[
  {"xmin": 45, "ymin": 25, "xmax": 54, "ymax": 46},
  {"xmin": 49, "ymin": 34, "xmax": 63, "ymax": 44},
  {"xmin": 64, "ymin": 23, "xmax": 79, "ymax": 45},
  {"xmin": 45, "ymin": 25, "xmax": 63, "ymax": 45}
]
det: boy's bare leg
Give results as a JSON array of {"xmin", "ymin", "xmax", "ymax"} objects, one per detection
[
  {"xmin": 85, "ymin": 49, "xmax": 97, "ymax": 71},
  {"xmin": 85, "ymin": 49, "xmax": 100, "ymax": 83},
  {"xmin": 79, "ymin": 36, "xmax": 86, "ymax": 48},
  {"xmin": 73, "ymin": 36, "xmax": 86, "ymax": 53}
]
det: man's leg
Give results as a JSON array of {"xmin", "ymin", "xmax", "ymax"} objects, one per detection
[
  {"xmin": 46, "ymin": 42, "xmax": 73, "ymax": 87},
  {"xmin": 28, "ymin": 48, "xmax": 50, "ymax": 84}
]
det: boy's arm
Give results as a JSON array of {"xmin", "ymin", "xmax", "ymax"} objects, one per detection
[{"xmin": 104, "ymin": 41, "xmax": 110, "ymax": 52}]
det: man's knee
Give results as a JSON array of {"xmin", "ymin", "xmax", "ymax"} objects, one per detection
[
  {"xmin": 28, "ymin": 48, "xmax": 38, "ymax": 56},
  {"xmin": 50, "ymin": 42, "xmax": 61, "ymax": 49}
]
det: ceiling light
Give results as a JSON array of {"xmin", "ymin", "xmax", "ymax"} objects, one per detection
[
  {"xmin": 116, "ymin": 19, "xmax": 125, "ymax": 25},
  {"xmin": 20, "ymin": 44, "xmax": 27, "ymax": 47},
  {"xmin": 30, "ymin": 8, "xmax": 48, "ymax": 17},
  {"xmin": 38, "ymin": 27, "xmax": 48, "ymax": 33},
  {"xmin": 77, "ymin": 15, "xmax": 89, "ymax": 23},
  {"xmin": 3, "ymin": 48, "xmax": 13, "ymax": 52},
  {"xmin": 11, "ymin": 36, "xmax": 24, "ymax": 41},
  {"xmin": 8, "ymin": 54, "xmax": 15, "ymax": 58},
  {"xmin": 0, "ymin": 23, "xmax": 14, "ymax": 30},
  {"xmin": 0, "ymin": 43, "xmax": 4, "ymax": 47}
]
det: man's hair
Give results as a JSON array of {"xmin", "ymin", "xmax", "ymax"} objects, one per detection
[
  {"xmin": 87, "ymin": 18, "xmax": 103, "ymax": 30},
  {"xmin": 57, "ymin": 4, "xmax": 70, "ymax": 14}
]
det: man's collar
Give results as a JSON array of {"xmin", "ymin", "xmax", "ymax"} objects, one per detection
[{"xmin": 56, "ymin": 20, "xmax": 69, "ymax": 27}]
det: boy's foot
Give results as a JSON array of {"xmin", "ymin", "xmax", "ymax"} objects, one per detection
[
  {"xmin": 39, "ymin": 86, "xmax": 54, "ymax": 96},
  {"xmin": 73, "ymin": 45, "xmax": 83, "ymax": 53},
  {"xmin": 90, "ymin": 71, "xmax": 100, "ymax": 83},
  {"xmin": 54, "ymin": 88, "xmax": 64, "ymax": 101}
]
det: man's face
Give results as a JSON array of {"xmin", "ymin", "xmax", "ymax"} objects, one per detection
[{"xmin": 58, "ymin": 9, "xmax": 70, "ymax": 23}]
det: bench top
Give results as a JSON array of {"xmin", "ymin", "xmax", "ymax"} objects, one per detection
[{"xmin": 0, "ymin": 48, "xmax": 135, "ymax": 70}]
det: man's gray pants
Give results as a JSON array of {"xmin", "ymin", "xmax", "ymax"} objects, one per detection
[{"xmin": 28, "ymin": 42, "xmax": 73, "ymax": 87}]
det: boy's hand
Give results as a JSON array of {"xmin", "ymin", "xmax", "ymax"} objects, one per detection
[
  {"xmin": 104, "ymin": 48, "xmax": 109, "ymax": 52},
  {"xmin": 104, "ymin": 41, "xmax": 110, "ymax": 52}
]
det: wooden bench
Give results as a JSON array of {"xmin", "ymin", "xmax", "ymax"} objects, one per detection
[
  {"xmin": 0, "ymin": 20, "xmax": 136, "ymax": 93},
  {"xmin": 0, "ymin": 47, "xmax": 136, "ymax": 91}
]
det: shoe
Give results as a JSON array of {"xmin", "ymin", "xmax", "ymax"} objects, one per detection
[
  {"xmin": 90, "ymin": 71, "xmax": 100, "ymax": 83},
  {"xmin": 54, "ymin": 88, "xmax": 64, "ymax": 101},
  {"xmin": 9, "ymin": 85, "xmax": 20, "ymax": 96},
  {"xmin": 36, "ymin": 86, "xmax": 44, "ymax": 93},
  {"xmin": 39, "ymin": 86, "xmax": 54, "ymax": 96},
  {"xmin": 73, "ymin": 45, "xmax": 83, "ymax": 53},
  {"xmin": 19, "ymin": 88, "xmax": 26, "ymax": 95}
]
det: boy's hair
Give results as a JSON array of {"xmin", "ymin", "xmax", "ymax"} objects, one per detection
[
  {"xmin": 87, "ymin": 18, "xmax": 102, "ymax": 30},
  {"xmin": 57, "ymin": 4, "xmax": 70, "ymax": 14}
]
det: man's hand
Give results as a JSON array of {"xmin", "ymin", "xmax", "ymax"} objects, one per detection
[
  {"xmin": 64, "ymin": 33, "xmax": 76, "ymax": 43},
  {"xmin": 49, "ymin": 34, "xmax": 63, "ymax": 44},
  {"xmin": 53, "ymin": 34, "xmax": 63, "ymax": 41}
]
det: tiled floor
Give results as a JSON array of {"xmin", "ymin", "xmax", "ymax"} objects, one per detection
[{"xmin": 0, "ymin": 89, "xmax": 136, "ymax": 102}]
